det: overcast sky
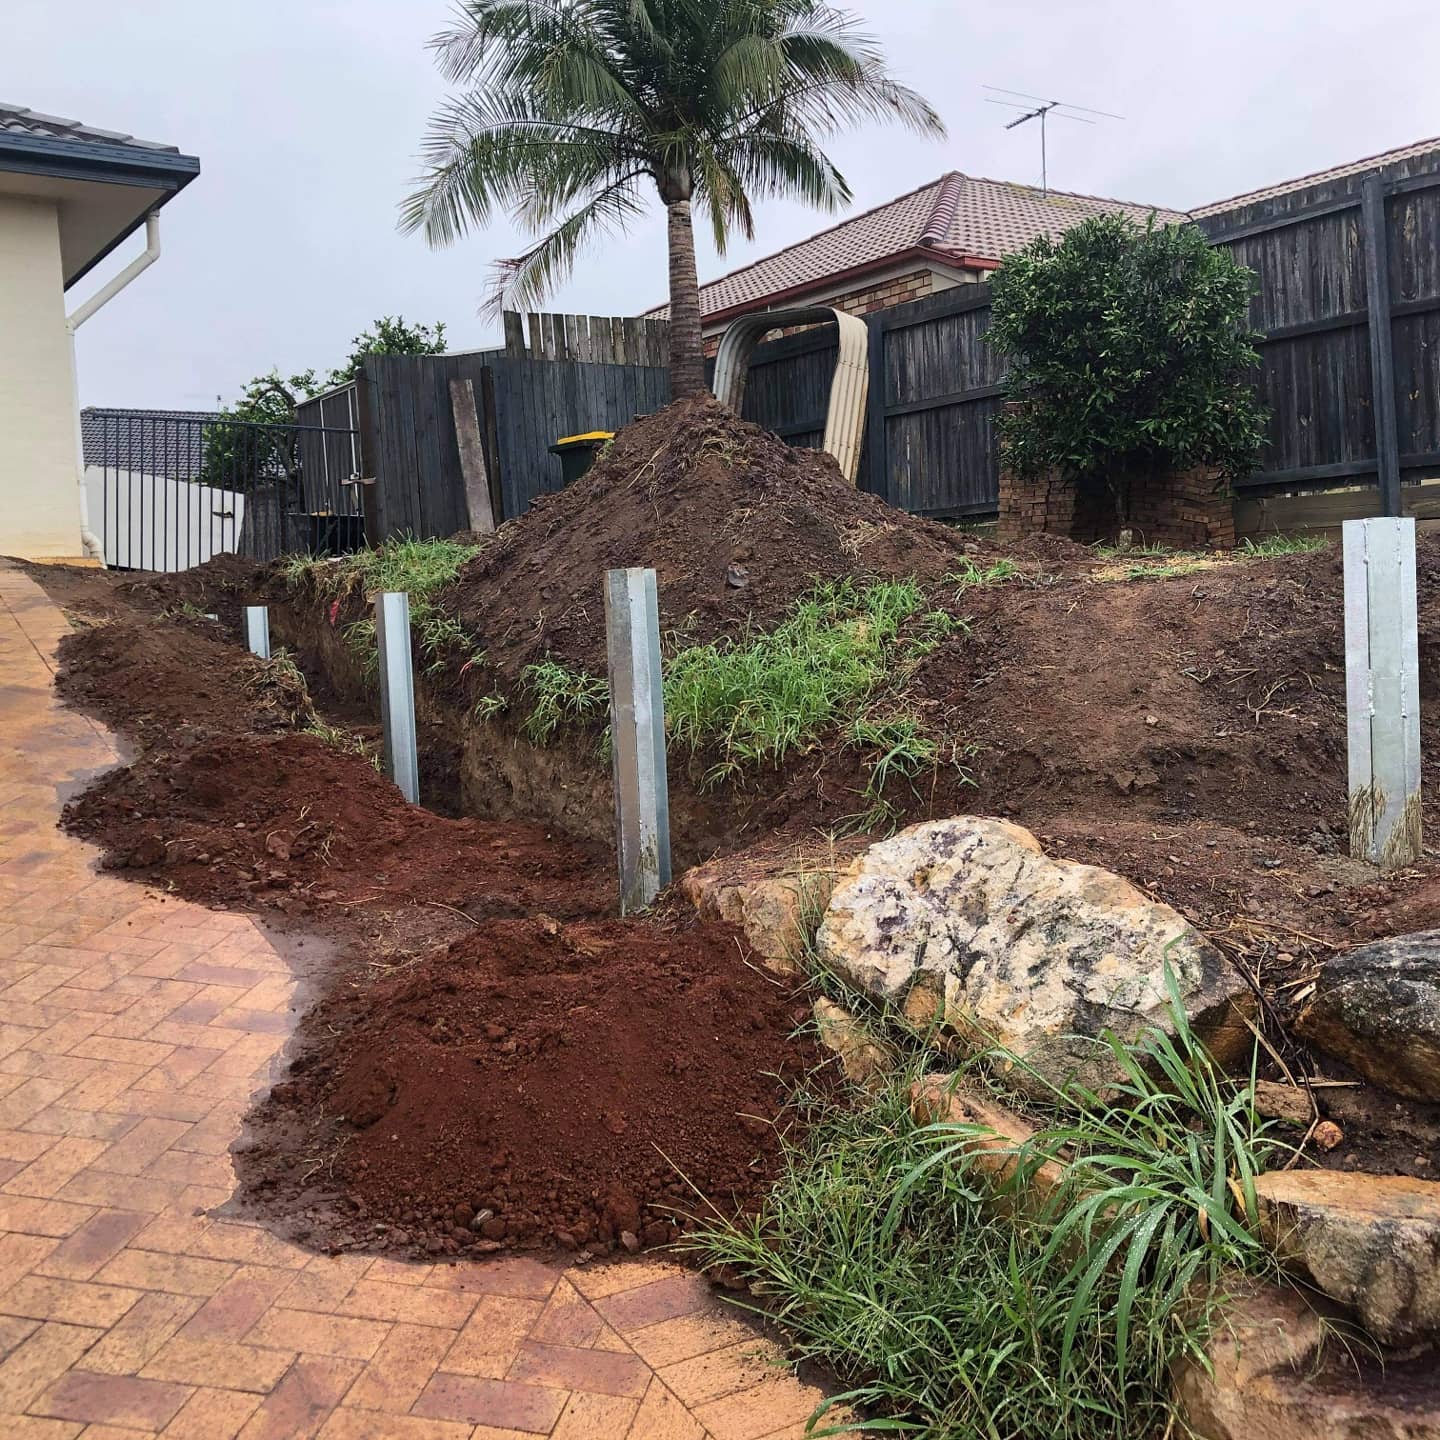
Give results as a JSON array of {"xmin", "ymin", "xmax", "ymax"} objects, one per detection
[{"xmin": 9, "ymin": 0, "xmax": 1438, "ymax": 408}]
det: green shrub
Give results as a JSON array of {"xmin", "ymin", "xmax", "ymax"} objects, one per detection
[{"xmin": 989, "ymin": 215, "xmax": 1267, "ymax": 485}]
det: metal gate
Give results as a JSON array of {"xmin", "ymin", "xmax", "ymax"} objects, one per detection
[{"xmin": 80, "ymin": 408, "xmax": 365, "ymax": 571}]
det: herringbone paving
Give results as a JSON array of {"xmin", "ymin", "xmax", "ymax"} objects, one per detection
[{"xmin": 0, "ymin": 563, "xmax": 847, "ymax": 1440}]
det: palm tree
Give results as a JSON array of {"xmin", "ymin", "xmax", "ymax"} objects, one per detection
[{"xmin": 401, "ymin": 0, "xmax": 944, "ymax": 397}]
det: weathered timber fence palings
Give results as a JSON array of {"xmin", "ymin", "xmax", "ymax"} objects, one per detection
[
  {"xmin": 742, "ymin": 155, "xmax": 1440, "ymax": 520},
  {"xmin": 503, "ymin": 309, "xmax": 669, "ymax": 368},
  {"xmin": 1195, "ymin": 154, "xmax": 1440, "ymax": 506},
  {"xmin": 342, "ymin": 346, "xmax": 668, "ymax": 542}
]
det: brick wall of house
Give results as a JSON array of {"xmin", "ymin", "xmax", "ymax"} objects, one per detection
[
  {"xmin": 998, "ymin": 465, "xmax": 1236, "ymax": 550},
  {"xmin": 701, "ymin": 269, "xmax": 942, "ymax": 355}
]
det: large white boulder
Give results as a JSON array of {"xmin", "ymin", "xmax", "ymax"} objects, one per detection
[{"xmin": 816, "ymin": 816, "xmax": 1250, "ymax": 1098}]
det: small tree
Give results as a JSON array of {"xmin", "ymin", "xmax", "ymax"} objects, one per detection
[
  {"xmin": 199, "ymin": 317, "xmax": 447, "ymax": 491},
  {"xmin": 988, "ymin": 215, "xmax": 1267, "ymax": 498},
  {"xmin": 326, "ymin": 316, "xmax": 447, "ymax": 389}
]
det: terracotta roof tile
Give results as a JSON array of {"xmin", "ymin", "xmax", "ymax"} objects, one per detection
[
  {"xmin": 1192, "ymin": 135, "xmax": 1440, "ymax": 218},
  {"xmin": 650, "ymin": 170, "xmax": 1184, "ymax": 318}
]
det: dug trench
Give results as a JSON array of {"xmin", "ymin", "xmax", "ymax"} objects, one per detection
[{"xmin": 39, "ymin": 593, "xmax": 823, "ymax": 1262}]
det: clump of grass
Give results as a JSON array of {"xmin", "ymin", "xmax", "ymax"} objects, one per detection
[
  {"xmin": 519, "ymin": 580, "xmax": 973, "ymax": 825},
  {"xmin": 304, "ymin": 716, "xmax": 381, "ymax": 772},
  {"xmin": 664, "ymin": 578, "xmax": 923, "ymax": 785},
  {"xmin": 1239, "ymin": 533, "xmax": 1329, "ymax": 557},
  {"xmin": 948, "ymin": 555, "xmax": 1022, "ymax": 592},
  {"xmin": 286, "ymin": 537, "xmax": 484, "ymax": 672},
  {"xmin": 687, "ymin": 980, "xmax": 1280, "ymax": 1440},
  {"xmin": 521, "ymin": 658, "xmax": 609, "ymax": 743},
  {"xmin": 1117, "ymin": 558, "xmax": 1209, "ymax": 581}
]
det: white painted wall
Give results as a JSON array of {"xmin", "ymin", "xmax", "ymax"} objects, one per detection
[
  {"xmin": 82, "ymin": 467, "xmax": 245, "ymax": 571},
  {"xmin": 0, "ymin": 194, "xmax": 83, "ymax": 558}
]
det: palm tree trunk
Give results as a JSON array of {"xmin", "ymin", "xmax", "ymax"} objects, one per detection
[{"xmin": 666, "ymin": 199, "xmax": 708, "ymax": 399}]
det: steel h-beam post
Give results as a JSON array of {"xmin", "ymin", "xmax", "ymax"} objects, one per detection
[
  {"xmin": 1344, "ymin": 517, "xmax": 1421, "ymax": 868},
  {"xmin": 375, "ymin": 590, "xmax": 419, "ymax": 804},
  {"xmin": 604, "ymin": 568, "xmax": 671, "ymax": 912},
  {"xmin": 243, "ymin": 606, "xmax": 270, "ymax": 660}
]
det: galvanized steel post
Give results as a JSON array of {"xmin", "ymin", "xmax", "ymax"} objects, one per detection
[
  {"xmin": 604, "ymin": 567, "xmax": 671, "ymax": 912},
  {"xmin": 1344, "ymin": 517, "xmax": 1422, "ymax": 867},
  {"xmin": 243, "ymin": 606, "xmax": 270, "ymax": 660},
  {"xmin": 375, "ymin": 590, "xmax": 420, "ymax": 805}
]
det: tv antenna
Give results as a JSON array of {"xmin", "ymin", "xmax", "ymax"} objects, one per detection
[{"xmin": 983, "ymin": 87, "xmax": 1124, "ymax": 197}]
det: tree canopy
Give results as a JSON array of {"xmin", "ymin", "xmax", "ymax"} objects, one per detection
[
  {"xmin": 401, "ymin": 0, "xmax": 942, "ymax": 395},
  {"xmin": 988, "ymin": 215, "xmax": 1267, "ymax": 483}
]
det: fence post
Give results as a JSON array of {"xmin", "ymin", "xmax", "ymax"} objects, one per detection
[
  {"xmin": 375, "ymin": 590, "xmax": 420, "ymax": 804},
  {"xmin": 243, "ymin": 606, "xmax": 270, "ymax": 660},
  {"xmin": 604, "ymin": 567, "xmax": 671, "ymax": 912},
  {"xmin": 1362, "ymin": 172, "xmax": 1402, "ymax": 517},
  {"xmin": 1344, "ymin": 517, "xmax": 1422, "ymax": 867}
]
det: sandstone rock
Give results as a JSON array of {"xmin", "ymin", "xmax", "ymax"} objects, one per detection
[
  {"xmin": 1252, "ymin": 1080, "xmax": 1313, "ymax": 1129},
  {"xmin": 1299, "ymin": 932, "xmax": 1440, "ymax": 1101},
  {"xmin": 1253, "ymin": 1170, "xmax": 1440, "ymax": 1344},
  {"xmin": 812, "ymin": 997, "xmax": 892, "ymax": 1087},
  {"xmin": 1176, "ymin": 1277, "xmax": 1440, "ymax": 1439},
  {"xmin": 816, "ymin": 817, "xmax": 1250, "ymax": 1098},
  {"xmin": 680, "ymin": 847, "xmax": 850, "ymax": 972}
]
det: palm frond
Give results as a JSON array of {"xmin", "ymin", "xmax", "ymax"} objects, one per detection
[{"xmin": 487, "ymin": 173, "xmax": 649, "ymax": 316}]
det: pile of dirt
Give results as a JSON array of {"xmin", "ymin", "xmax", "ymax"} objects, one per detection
[
  {"xmin": 22, "ymin": 552, "xmax": 264, "ymax": 630},
  {"xmin": 905, "ymin": 539, "xmax": 1440, "ymax": 847},
  {"xmin": 63, "ymin": 731, "xmax": 608, "ymax": 921},
  {"xmin": 238, "ymin": 912, "xmax": 818, "ymax": 1256},
  {"xmin": 448, "ymin": 394, "xmax": 982, "ymax": 680},
  {"xmin": 56, "ymin": 617, "xmax": 308, "ymax": 742}
]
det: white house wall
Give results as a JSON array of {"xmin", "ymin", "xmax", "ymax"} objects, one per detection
[
  {"xmin": 83, "ymin": 466, "xmax": 244, "ymax": 571},
  {"xmin": 0, "ymin": 194, "xmax": 83, "ymax": 558}
]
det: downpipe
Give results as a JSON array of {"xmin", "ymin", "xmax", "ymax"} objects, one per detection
[{"xmin": 65, "ymin": 213, "xmax": 164, "ymax": 565}]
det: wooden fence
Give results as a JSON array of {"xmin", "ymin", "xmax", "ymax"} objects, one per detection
[
  {"xmin": 503, "ymin": 310, "xmax": 669, "ymax": 367},
  {"xmin": 740, "ymin": 153, "xmax": 1440, "ymax": 521},
  {"xmin": 303, "ymin": 343, "xmax": 670, "ymax": 541}
]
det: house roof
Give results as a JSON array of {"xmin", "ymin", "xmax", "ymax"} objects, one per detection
[
  {"xmin": 0, "ymin": 102, "xmax": 200, "ymax": 286},
  {"xmin": 82, "ymin": 408, "xmax": 222, "ymax": 481},
  {"xmin": 1192, "ymin": 135, "xmax": 1440, "ymax": 218},
  {"xmin": 0, "ymin": 103, "xmax": 184, "ymax": 153},
  {"xmin": 647, "ymin": 170, "xmax": 1186, "ymax": 320}
]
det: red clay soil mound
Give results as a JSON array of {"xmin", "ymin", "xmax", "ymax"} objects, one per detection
[
  {"xmin": 56, "ymin": 617, "xmax": 309, "ymax": 743},
  {"xmin": 63, "ymin": 731, "xmax": 608, "ymax": 920},
  {"xmin": 448, "ymin": 394, "xmax": 976, "ymax": 680},
  {"xmin": 241, "ymin": 913, "xmax": 817, "ymax": 1256},
  {"xmin": 914, "ymin": 536, "xmax": 1440, "ymax": 847}
]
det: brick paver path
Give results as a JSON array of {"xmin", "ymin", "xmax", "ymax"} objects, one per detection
[{"xmin": 0, "ymin": 564, "xmax": 848, "ymax": 1439}]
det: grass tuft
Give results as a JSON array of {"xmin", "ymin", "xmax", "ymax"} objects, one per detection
[
  {"xmin": 285, "ymin": 537, "xmax": 484, "ymax": 672},
  {"xmin": 521, "ymin": 659, "xmax": 609, "ymax": 743},
  {"xmin": 947, "ymin": 555, "xmax": 1022, "ymax": 593},
  {"xmin": 687, "ymin": 972, "xmax": 1282, "ymax": 1440},
  {"xmin": 1239, "ymin": 533, "xmax": 1330, "ymax": 558}
]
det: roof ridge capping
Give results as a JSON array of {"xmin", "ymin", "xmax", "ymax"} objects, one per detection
[{"xmin": 918, "ymin": 172, "xmax": 966, "ymax": 246}]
